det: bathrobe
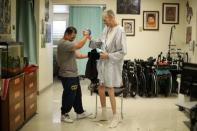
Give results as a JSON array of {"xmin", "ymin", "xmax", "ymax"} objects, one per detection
[{"xmin": 89, "ymin": 25, "xmax": 127, "ymax": 87}]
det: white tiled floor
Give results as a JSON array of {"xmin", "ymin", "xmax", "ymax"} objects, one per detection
[{"xmin": 20, "ymin": 79, "xmax": 190, "ymax": 131}]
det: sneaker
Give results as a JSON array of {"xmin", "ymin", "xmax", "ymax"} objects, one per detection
[
  {"xmin": 77, "ymin": 111, "xmax": 92, "ymax": 119},
  {"xmin": 109, "ymin": 114, "xmax": 121, "ymax": 128},
  {"xmin": 92, "ymin": 108, "xmax": 107, "ymax": 122},
  {"xmin": 92, "ymin": 114, "xmax": 108, "ymax": 122},
  {"xmin": 61, "ymin": 114, "xmax": 74, "ymax": 123}
]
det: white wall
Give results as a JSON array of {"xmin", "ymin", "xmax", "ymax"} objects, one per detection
[
  {"xmin": 22, "ymin": 0, "xmax": 197, "ymax": 92},
  {"xmin": 52, "ymin": 0, "xmax": 186, "ymax": 61},
  {"xmin": 182, "ymin": 0, "xmax": 197, "ymax": 63},
  {"xmin": 35, "ymin": 0, "xmax": 53, "ymax": 92}
]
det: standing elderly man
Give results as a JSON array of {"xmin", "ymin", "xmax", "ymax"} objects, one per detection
[{"xmin": 90, "ymin": 9, "xmax": 127, "ymax": 128}]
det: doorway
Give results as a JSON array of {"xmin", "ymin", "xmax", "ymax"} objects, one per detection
[{"xmin": 52, "ymin": 4, "xmax": 104, "ymax": 78}]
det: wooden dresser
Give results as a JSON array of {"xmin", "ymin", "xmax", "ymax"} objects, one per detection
[
  {"xmin": 0, "ymin": 69, "xmax": 38, "ymax": 131},
  {"xmin": 24, "ymin": 71, "xmax": 37, "ymax": 120},
  {"xmin": 1, "ymin": 74, "xmax": 25, "ymax": 131}
]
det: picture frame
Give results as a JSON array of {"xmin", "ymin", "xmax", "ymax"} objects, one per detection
[
  {"xmin": 143, "ymin": 11, "xmax": 159, "ymax": 31},
  {"xmin": 186, "ymin": 1, "xmax": 193, "ymax": 24},
  {"xmin": 45, "ymin": 0, "xmax": 49, "ymax": 22},
  {"xmin": 162, "ymin": 3, "xmax": 179, "ymax": 24},
  {"xmin": 122, "ymin": 19, "xmax": 135, "ymax": 36},
  {"xmin": 0, "ymin": 0, "xmax": 11, "ymax": 34},
  {"xmin": 117, "ymin": 0, "xmax": 141, "ymax": 14},
  {"xmin": 186, "ymin": 26, "xmax": 192, "ymax": 44},
  {"xmin": 45, "ymin": 23, "xmax": 52, "ymax": 43}
]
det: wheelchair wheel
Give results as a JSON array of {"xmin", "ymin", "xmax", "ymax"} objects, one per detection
[
  {"xmin": 192, "ymin": 121, "xmax": 197, "ymax": 131},
  {"xmin": 164, "ymin": 74, "xmax": 173, "ymax": 97},
  {"xmin": 155, "ymin": 75, "xmax": 159, "ymax": 96},
  {"xmin": 150, "ymin": 73, "xmax": 157, "ymax": 96},
  {"xmin": 122, "ymin": 72, "xmax": 129, "ymax": 98},
  {"xmin": 129, "ymin": 73, "xmax": 138, "ymax": 97},
  {"xmin": 156, "ymin": 74, "xmax": 172, "ymax": 97},
  {"xmin": 138, "ymin": 72, "xmax": 146, "ymax": 97}
]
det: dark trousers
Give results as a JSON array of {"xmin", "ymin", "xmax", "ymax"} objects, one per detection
[{"xmin": 60, "ymin": 77, "xmax": 84, "ymax": 115}]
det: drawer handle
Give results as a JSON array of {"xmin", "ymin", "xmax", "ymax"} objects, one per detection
[
  {"xmin": 14, "ymin": 78, "xmax": 20, "ymax": 85},
  {"xmin": 14, "ymin": 91, "xmax": 20, "ymax": 98},
  {"xmin": 30, "ymin": 103, "xmax": 35, "ymax": 109},
  {"xmin": 15, "ymin": 115, "xmax": 21, "ymax": 123},
  {"xmin": 30, "ymin": 93, "xmax": 34, "ymax": 99},
  {"xmin": 14, "ymin": 103, "xmax": 21, "ymax": 110},
  {"xmin": 29, "ymin": 83, "xmax": 34, "ymax": 88}
]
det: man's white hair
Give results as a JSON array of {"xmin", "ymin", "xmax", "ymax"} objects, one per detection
[{"xmin": 103, "ymin": 9, "xmax": 115, "ymax": 18}]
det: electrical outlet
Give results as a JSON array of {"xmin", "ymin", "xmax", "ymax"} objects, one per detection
[{"xmin": 139, "ymin": 26, "xmax": 142, "ymax": 32}]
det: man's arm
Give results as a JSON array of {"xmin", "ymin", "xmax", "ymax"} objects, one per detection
[
  {"xmin": 75, "ymin": 51, "xmax": 88, "ymax": 59},
  {"xmin": 74, "ymin": 35, "xmax": 90, "ymax": 50},
  {"xmin": 73, "ymin": 30, "xmax": 91, "ymax": 50}
]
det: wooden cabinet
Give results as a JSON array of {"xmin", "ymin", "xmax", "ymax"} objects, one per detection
[
  {"xmin": 0, "ymin": 74, "xmax": 25, "ymax": 131},
  {"xmin": 24, "ymin": 71, "xmax": 37, "ymax": 120},
  {"xmin": 0, "ymin": 70, "xmax": 38, "ymax": 131}
]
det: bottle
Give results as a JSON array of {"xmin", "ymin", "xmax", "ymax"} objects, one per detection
[{"xmin": 84, "ymin": 29, "xmax": 91, "ymax": 36}]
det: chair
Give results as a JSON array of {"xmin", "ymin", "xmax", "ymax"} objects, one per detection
[
  {"xmin": 86, "ymin": 50, "xmax": 124, "ymax": 119},
  {"xmin": 88, "ymin": 82, "xmax": 124, "ymax": 119},
  {"xmin": 154, "ymin": 66, "xmax": 172, "ymax": 96}
]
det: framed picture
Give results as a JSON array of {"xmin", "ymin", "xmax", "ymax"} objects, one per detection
[
  {"xmin": 45, "ymin": 23, "xmax": 52, "ymax": 43},
  {"xmin": 0, "ymin": 0, "xmax": 11, "ymax": 34},
  {"xmin": 41, "ymin": 35, "xmax": 45, "ymax": 48},
  {"xmin": 186, "ymin": 1, "xmax": 193, "ymax": 24},
  {"xmin": 45, "ymin": 0, "xmax": 49, "ymax": 22},
  {"xmin": 117, "ymin": 0, "xmax": 141, "ymax": 14},
  {"xmin": 122, "ymin": 19, "xmax": 135, "ymax": 36},
  {"xmin": 162, "ymin": 3, "xmax": 179, "ymax": 24},
  {"xmin": 186, "ymin": 26, "xmax": 192, "ymax": 44},
  {"xmin": 143, "ymin": 11, "xmax": 159, "ymax": 31}
]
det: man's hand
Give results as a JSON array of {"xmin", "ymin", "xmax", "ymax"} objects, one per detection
[
  {"xmin": 83, "ymin": 30, "xmax": 91, "ymax": 40},
  {"xmin": 100, "ymin": 52, "xmax": 109, "ymax": 59},
  {"xmin": 75, "ymin": 51, "xmax": 88, "ymax": 59}
]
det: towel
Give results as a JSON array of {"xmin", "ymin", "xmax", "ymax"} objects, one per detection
[{"xmin": 1, "ymin": 78, "xmax": 10, "ymax": 100}]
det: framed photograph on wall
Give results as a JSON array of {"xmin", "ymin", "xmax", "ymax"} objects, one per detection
[
  {"xmin": 143, "ymin": 11, "xmax": 159, "ymax": 31},
  {"xmin": 122, "ymin": 19, "xmax": 135, "ymax": 36},
  {"xmin": 117, "ymin": 0, "xmax": 141, "ymax": 14},
  {"xmin": 45, "ymin": 23, "xmax": 52, "ymax": 43},
  {"xmin": 45, "ymin": 0, "xmax": 49, "ymax": 22},
  {"xmin": 162, "ymin": 3, "xmax": 179, "ymax": 24},
  {"xmin": 0, "ymin": 0, "xmax": 11, "ymax": 34},
  {"xmin": 186, "ymin": 26, "xmax": 192, "ymax": 44}
]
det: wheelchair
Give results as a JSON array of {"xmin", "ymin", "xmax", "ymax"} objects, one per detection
[
  {"xmin": 135, "ymin": 60, "xmax": 147, "ymax": 97},
  {"xmin": 154, "ymin": 64, "xmax": 173, "ymax": 96},
  {"xmin": 122, "ymin": 60, "xmax": 138, "ymax": 97},
  {"xmin": 143, "ymin": 58, "xmax": 157, "ymax": 97}
]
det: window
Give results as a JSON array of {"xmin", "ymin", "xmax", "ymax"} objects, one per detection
[
  {"xmin": 52, "ymin": 21, "xmax": 67, "ymax": 41},
  {"xmin": 53, "ymin": 5, "xmax": 69, "ymax": 13},
  {"xmin": 52, "ymin": 5, "xmax": 69, "ymax": 43}
]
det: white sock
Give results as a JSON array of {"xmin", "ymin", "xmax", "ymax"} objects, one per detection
[
  {"xmin": 102, "ymin": 107, "xmax": 107, "ymax": 113},
  {"xmin": 113, "ymin": 113, "xmax": 119, "ymax": 119},
  {"xmin": 101, "ymin": 107, "xmax": 107, "ymax": 120}
]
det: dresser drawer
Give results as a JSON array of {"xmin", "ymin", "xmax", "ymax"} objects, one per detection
[
  {"xmin": 9, "ymin": 75, "xmax": 24, "ymax": 106},
  {"xmin": 25, "ymin": 71, "xmax": 37, "ymax": 96},
  {"xmin": 9, "ymin": 100, "xmax": 24, "ymax": 117},
  {"xmin": 25, "ymin": 92, "xmax": 37, "ymax": 120},
  {"xmin": 9, "ymin": 111, "xmax": 24, "ymax": 131}
]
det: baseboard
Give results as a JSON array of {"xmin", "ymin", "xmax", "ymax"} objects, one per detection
[{"xmin": 37, "ymin": 83, "xmax": 53, "ymax": 95}]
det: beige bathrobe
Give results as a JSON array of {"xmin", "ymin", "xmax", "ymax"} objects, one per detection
[{"xmin": 89, "ymin": 25, "xmax": 127, "ymax": 87}]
